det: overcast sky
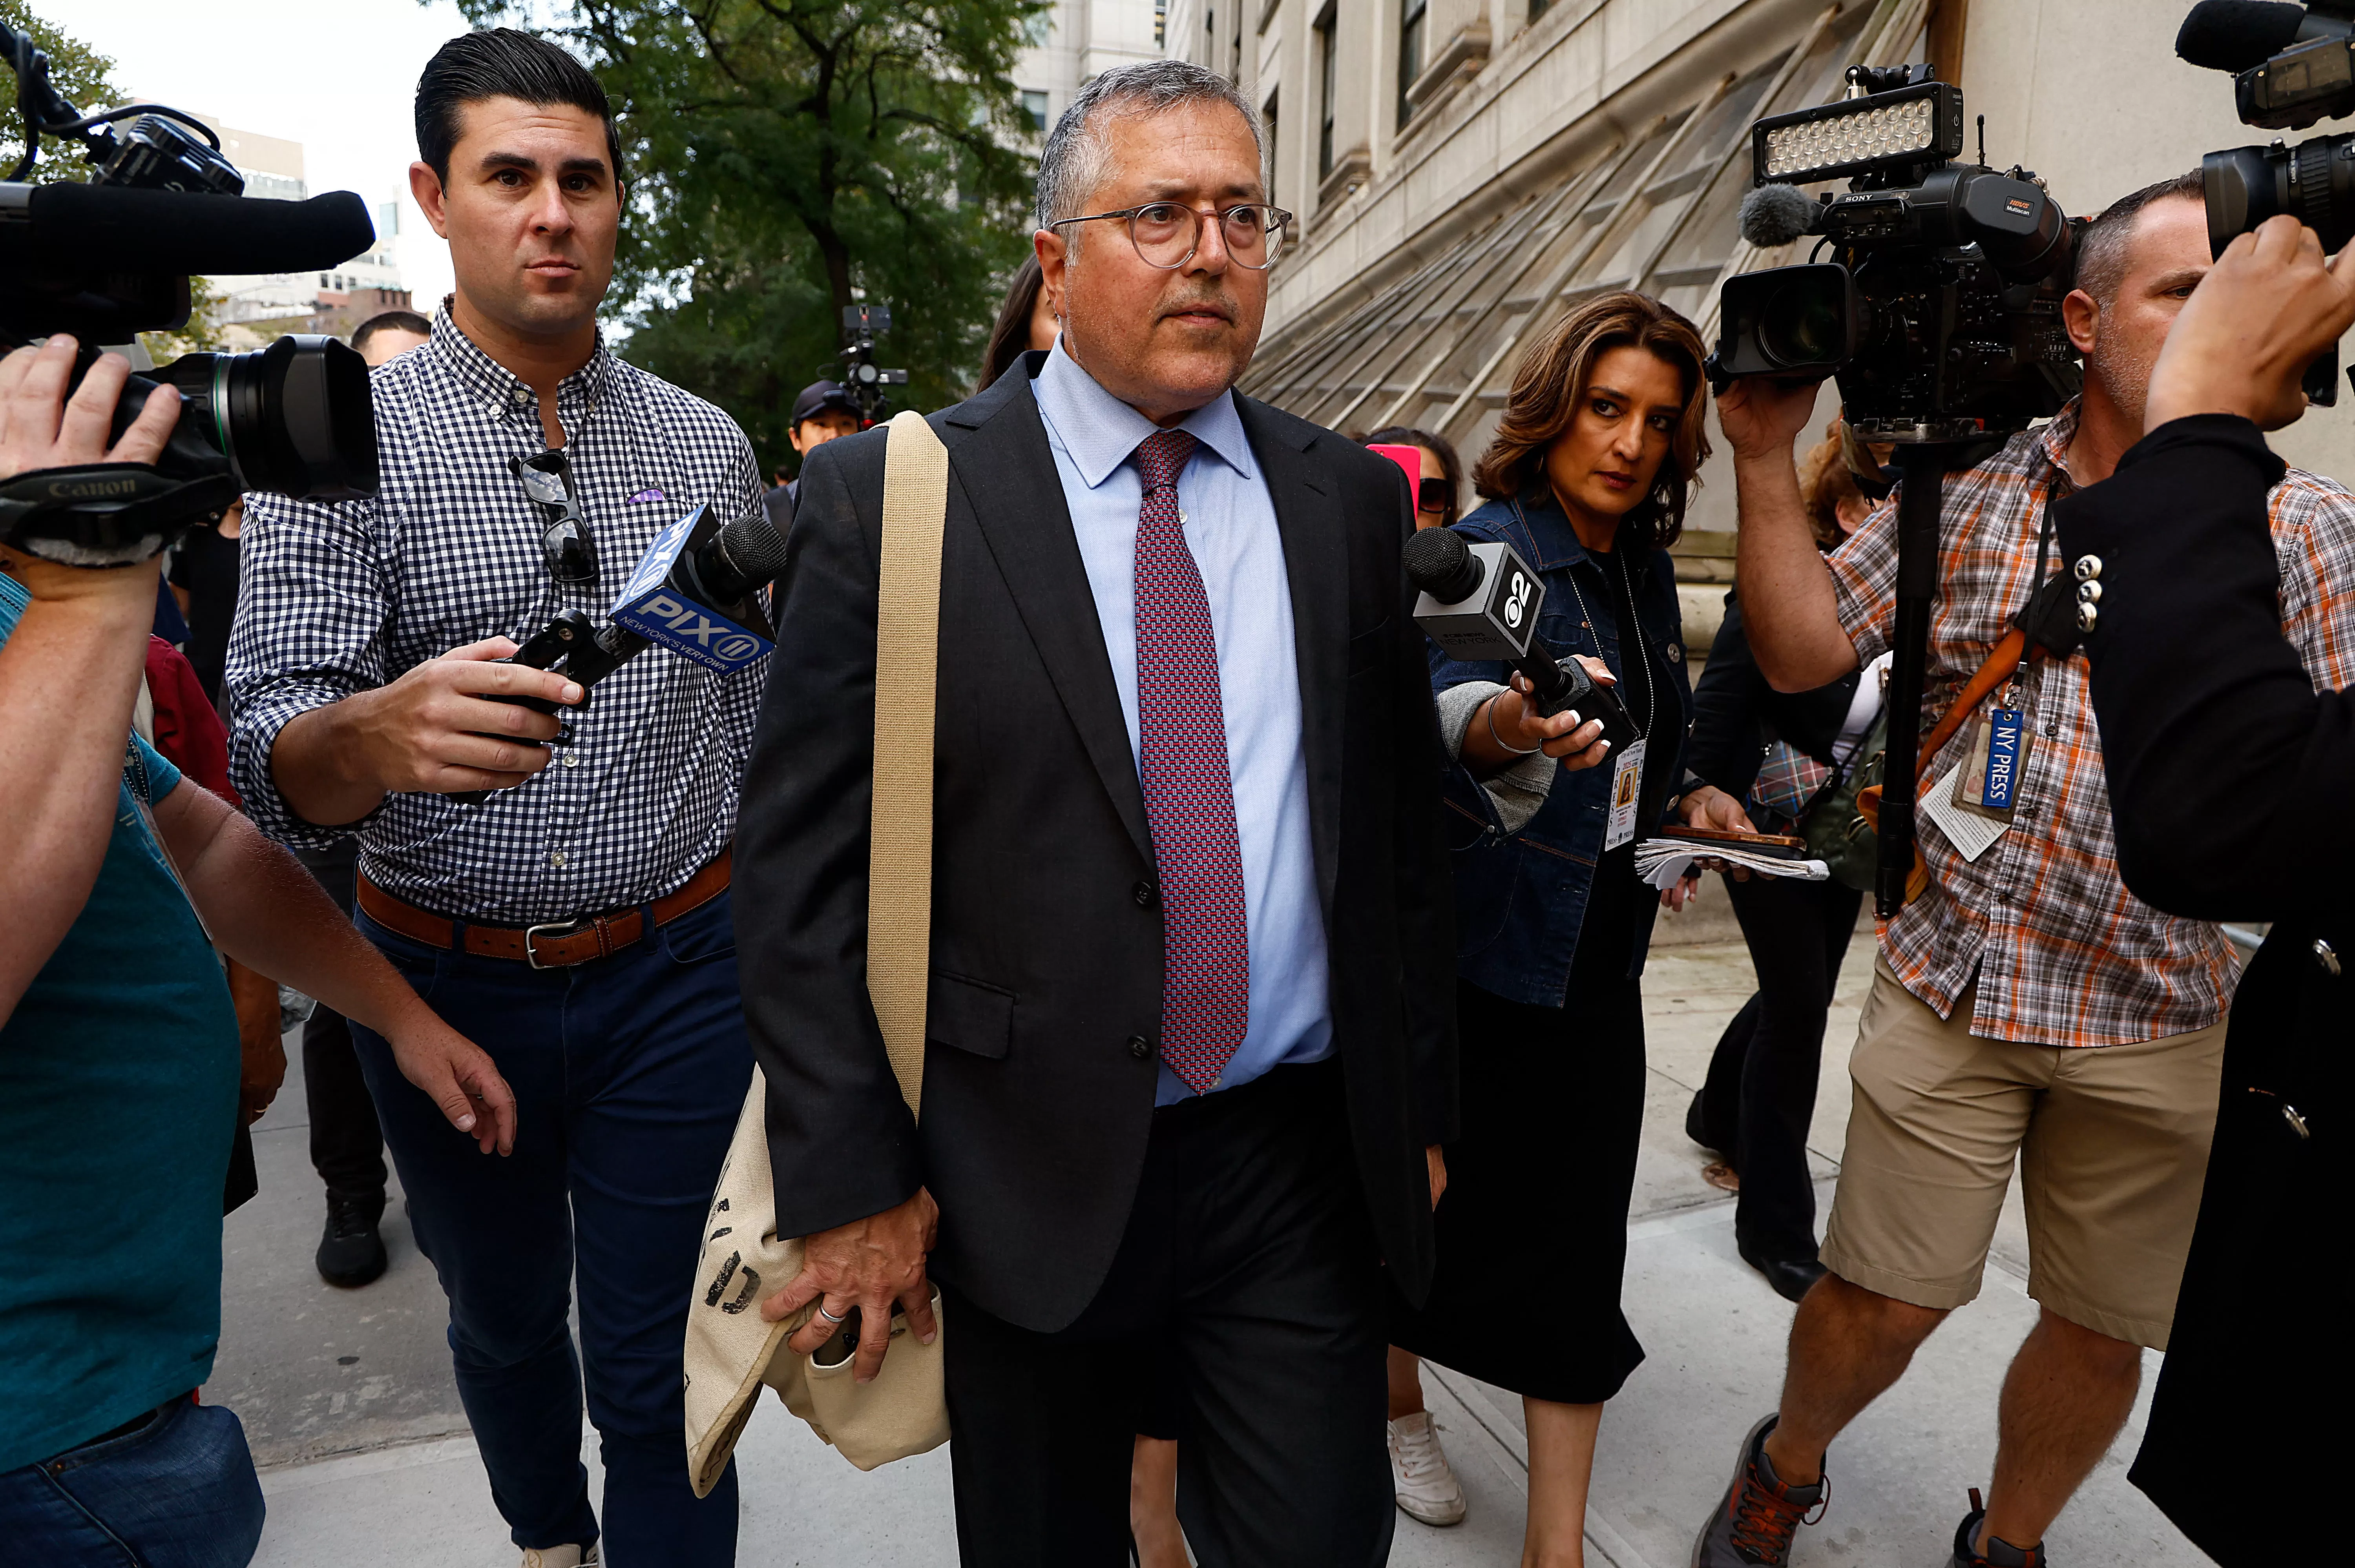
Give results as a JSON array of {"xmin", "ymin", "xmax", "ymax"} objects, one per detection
[{"xmin": 42, "ymin": 0, "xmax": 477, "ymax": 307}]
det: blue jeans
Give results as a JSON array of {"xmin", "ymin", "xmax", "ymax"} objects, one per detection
[
  {"xmin": 351, "ymin": 889, "xmax": 750, "ymax": 1564},
  {"xmin": 0, "ymin": 1395, "xmax": 264, "ymax": 1567}
]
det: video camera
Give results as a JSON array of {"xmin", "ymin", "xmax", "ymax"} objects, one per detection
[
  {"xmin": 2183, "ymin": 4, "xmax": 2355, "ymax": 256},
  {"xmin": 0, "ymin": 21, "xmax": 380, "ymax": 566},
  {"xmin": 838, "ymin": 303, "xmax": 907, "ymax": 425},
  {"xmin": 1704, "ymin": 65, "xmax": 2081, "ymax": 444}
]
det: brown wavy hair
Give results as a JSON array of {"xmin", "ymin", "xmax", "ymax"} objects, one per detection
[{"xmin": 1470, "ymin": 290, "xmax": 1712, "ymax": 551}]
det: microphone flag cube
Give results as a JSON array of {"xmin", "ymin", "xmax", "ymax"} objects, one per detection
[
  {"xmin": 1413, "ymin": 539, "xmax": 1546, "ymax": 663},
  {"xmin": 610, "ymin": 502, "xmax": 776, "ymax": 674}
]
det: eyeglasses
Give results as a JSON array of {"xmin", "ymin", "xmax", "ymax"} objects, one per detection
[
  {"xmin": 1415, "ymin": 476, "xmax": 1451, "ymax": 516},
  {"xmin": 511, "ymin": 450, "xmax": 597, "ymax": 586},
  {"xmin": 1048, "ymin": 201, "xmax": 1293, "ymax": 271}
]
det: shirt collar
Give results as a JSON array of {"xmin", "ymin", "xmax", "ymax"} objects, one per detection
[
  {"xmin": 428, "ymin": 301, "xmax": 613, "ymax": 433},
  {"xmin": 2031, "ymin": 398, "xmax": 2079, "ymax": 483},
  {"xmin": 1031, "ymin": 339, "xmax": 1257, "ymax": 489}
]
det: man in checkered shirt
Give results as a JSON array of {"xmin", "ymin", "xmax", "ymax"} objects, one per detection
[
  {"xmin": 225, "ymin": 32, "xmax": 759, "ymax": 1568},
  {"xmin": 1689, "ymin": 173, "xmax": 2355, "ymax": 1568}
]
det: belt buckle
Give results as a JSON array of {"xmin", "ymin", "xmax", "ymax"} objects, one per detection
[{"xmin": 522, "ymin": 919, "xmax": 586, "ymax": 970}]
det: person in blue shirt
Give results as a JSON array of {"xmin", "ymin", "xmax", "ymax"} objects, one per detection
[
  {"xmin": 1384, "ymin": 291, "xmax": 1745, "ymax": 1552},
  {"xmin": 0, "ymin": 335, "xmax": 518, "ymax": 1568}
]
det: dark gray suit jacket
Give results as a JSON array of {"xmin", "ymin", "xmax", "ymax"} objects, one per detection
[{"xmin": 734, "ymin": 351, "xmax": 1457, "ymax": 1332}]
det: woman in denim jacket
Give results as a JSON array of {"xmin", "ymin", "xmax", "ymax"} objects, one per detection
[{"xmin": 1386, "ymin": 293, "xmax": 1744, "ymax": 1559}]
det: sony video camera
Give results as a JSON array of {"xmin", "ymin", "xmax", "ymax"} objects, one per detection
[
  {"xmin": 0, "ymin": 21, "xmax": 380, "ymax": 566},
  {"xmin": 838, "ymin": 303, "xmax": 907, "ymax": 425},
  {"xmin": 1704, "ymin": 64, "xmax": 2081, "ymax": 444}
]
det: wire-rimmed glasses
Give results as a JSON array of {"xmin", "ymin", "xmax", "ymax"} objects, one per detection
[
  {"xmin": 511, "ymin": 449, "xmax": 597, "ymax": 586},
  {"xmin": 1048, "ymin": 201, "xmax": 1293, "ymax": 271}
]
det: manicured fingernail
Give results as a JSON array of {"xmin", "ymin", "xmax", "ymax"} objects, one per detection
[{"xmin": 1598, "ymin": 740, "xmax": 1611, "ymax": 752}]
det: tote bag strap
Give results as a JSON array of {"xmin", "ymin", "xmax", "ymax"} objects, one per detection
[{"xmin": 869, "ymin": 409, "xmax": 949, "ymax": 1119}]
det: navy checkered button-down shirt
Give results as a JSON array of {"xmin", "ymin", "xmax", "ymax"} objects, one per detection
[{"xmin": 226, "ymin": 307, "xmax": 766, "ymax": 925}]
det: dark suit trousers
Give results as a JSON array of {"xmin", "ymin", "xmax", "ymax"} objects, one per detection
[
  {"xmin": 942, "ymin": 1060, "xmax": 1391, "ymax": 1568},
  {"xmin": 1697, "ymin": 872, "xmax": 1862, "ymax": 1260},
  {"xmin": 294, "ymin": 842, "xmax": 387, "ymax": 1205}
]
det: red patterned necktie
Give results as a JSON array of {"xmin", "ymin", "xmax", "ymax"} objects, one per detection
[{"xmin": 1131, "ymin": 428, "xmax": 1249, "ymax": 1095}]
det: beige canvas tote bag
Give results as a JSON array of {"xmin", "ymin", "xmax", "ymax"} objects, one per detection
[{"xmin": 683, "ymin": 409, "xmax": 951, "ymax": 1489}]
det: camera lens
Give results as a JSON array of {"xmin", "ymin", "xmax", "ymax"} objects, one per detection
[
  {"xmin": 1758, "ymin": 275, "xmax": 1849, "ymax": 370},
  {"xmin": 153, "ymin": 335, "xmax": 378, "ymax": 501}
]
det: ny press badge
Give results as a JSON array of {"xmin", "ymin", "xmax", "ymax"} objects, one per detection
[
  {"xmin": 1604, "ymin": 739, "xmax": 1648, "ymax": 851},
  {"xmin": 1954, "ymin": 707, "xmax": 2029, "ymax": 823}
]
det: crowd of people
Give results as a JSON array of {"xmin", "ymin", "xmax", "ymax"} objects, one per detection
[{"xmin": 0, "ymin": 23, "xmax": 2342, "ymax": 1568}]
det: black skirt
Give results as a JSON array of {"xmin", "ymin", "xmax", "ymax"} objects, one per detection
[{"xmin": 1390, "ymin": 864, "xmax": 1650, "ymax": 1405}]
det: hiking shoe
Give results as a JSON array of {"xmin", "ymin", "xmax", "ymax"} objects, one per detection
[
  {"xmin": 1388, "ymin": 1411, "xmax": 1467, "ymax": 1526},
  {"xmin": 1950, "ymin": 1490, "xmax": 2047, "ymax": 1567},
  {"xmin": 315, "ymin": 1192, "xmax": 387, "ymax": 1289},
  {"xmin": 1691, "ymin": 1414, "xmax": 1825, "ymax": 1566}
]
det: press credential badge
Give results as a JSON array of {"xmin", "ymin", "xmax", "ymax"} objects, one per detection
[{"xmin": 1605, "ymin": 738, "xmax": 1648, "ymax": 851}]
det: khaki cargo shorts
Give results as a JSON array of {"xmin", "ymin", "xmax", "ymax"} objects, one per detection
[{"xmin": 1818, "ymin": 962, "xmax": 2226, "ymax": 1350}]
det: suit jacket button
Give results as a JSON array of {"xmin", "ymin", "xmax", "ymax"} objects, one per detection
[
  {"xmin": 1126, "ymin": 1034, "xmax": 1152, "ymax": 1059},
  {"xmin": 1132, "ymin": 879, "xmax": 1158, "ymax": 908}
]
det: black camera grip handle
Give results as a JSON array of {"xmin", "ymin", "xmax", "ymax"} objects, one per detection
[{"xmin": 1514, "ymin": 651, "xmax": 1640, "ymax": 751}]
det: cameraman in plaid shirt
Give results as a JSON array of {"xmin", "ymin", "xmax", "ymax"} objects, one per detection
[
  {"xmin": 225, "ymin": 33, "xmax": 760, "ymax": 1568},
  {"xmin": 1690, "ymin": 173, "xmax": 2355, "ymax": 1568}
]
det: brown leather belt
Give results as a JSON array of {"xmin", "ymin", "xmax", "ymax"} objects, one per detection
[{"xmin": 357, "ymin": 849, "xmax": 732, "ymax": 969}]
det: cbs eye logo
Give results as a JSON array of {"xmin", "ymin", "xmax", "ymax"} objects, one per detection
[{"xmin": 1503, "ymin": 570, "xmax": 1534, "ymax": 631}]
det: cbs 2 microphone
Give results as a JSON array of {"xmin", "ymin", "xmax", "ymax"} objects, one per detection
[
  {"xmin": 452, "ymin": 503, "xmax": 788, "ymax": 804},
  {"xmin": 1404, "ymin": 527, "xmax": 1638, "ymax": 750}
]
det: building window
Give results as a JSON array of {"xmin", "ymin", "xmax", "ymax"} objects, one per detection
[
  {"xmin": 1262, "ymin": 90, "xmax": 1278, "ymax": 207},
  {"xmin": 1398, "ymin": 0, "xmax": 1427, "ymax": 128},
  {"xmin": 1021, "ymin": 90, "xmax": 1049, "ymax": 131},
  {"xmin": 1317, "ymin": 7, "xmax": 1338, "ymax": 180},
  {"xmin": 1021, "ymin": 11, "xmax": 1051, "ymax": 46}
]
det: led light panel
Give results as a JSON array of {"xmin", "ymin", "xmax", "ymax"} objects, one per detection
[{"xmin": 1750, "ymin": 80, "xmax": 1966, "ymax": 187}]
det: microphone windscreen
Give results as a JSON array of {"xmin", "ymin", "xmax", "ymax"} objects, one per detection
[
  {"xmin": 1403, "ymin": 525, "xmax": 1483, "ymax": 603},
  {"xmin": 1739, "ymin": 183, "xmax": 1820, "ymax": 248},
  {"xmin": 708, "ymin": 509, "xmax": 788, "ymax": 597},
  {"xmin": 2177, "ymin": 0, "xmax": 2309, "ymax": 72},
  {"xmin": 5, "ymin": 185, "xmax": 375, "ymax": 273}
]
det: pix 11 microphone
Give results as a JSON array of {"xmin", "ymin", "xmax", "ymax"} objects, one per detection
[
  {"xmin": 1403, "ymin": 527, "xmax": 1638, "ymax": 750},
  {"xmin": 451, "ymin": 505, "xmax": 789, "ymax": 804}
]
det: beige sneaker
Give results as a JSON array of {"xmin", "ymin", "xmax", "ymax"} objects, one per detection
[
  {"xmin": 519, "ymin": 1547, "xmax": 598, "ymax": 1568},
  {"xmin": 1387, "ymin": 1410, "xmax": 1467, "ymax": 1526}
]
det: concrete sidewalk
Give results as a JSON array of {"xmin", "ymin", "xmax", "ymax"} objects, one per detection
[{"xmin": 219, "ymin": 907, "xmax": 2207, "ymax": 1566}]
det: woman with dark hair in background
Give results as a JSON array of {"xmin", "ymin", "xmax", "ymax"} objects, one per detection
[
  {"xmin": 1680, "ymin": 420, "xmax": 1887, "ymax": 1304},
  {"xmin": 1385, "ymin": 290, "xmax": 1728, "ymax": 1561},
  {"xmin": 975, "ymin": 255, "xmax": 1058, "ymax": 395},
  {"xmin": 1360, "ymin": 424, "xmax": 1464, "ymax": 529}
]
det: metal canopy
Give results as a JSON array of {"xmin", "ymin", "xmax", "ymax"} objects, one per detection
[{"xmin": 1242, "ymin": 0, "xmax": 1932, "ymax": 458}]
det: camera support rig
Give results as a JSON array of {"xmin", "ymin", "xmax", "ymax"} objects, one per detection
[{"xmin": 839, "ymin": 303, "xmax": 907, "ymax": 425}]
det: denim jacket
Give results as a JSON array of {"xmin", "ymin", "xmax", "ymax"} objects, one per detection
[{"xmin": 1430, "ymin": 489, "xmax": 1693, "ymax": 1006}]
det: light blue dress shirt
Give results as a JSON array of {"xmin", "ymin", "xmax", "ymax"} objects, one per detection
[{"xmin": 1030, "ymin": 342, "xmax": 1334, "ymax": 1104}]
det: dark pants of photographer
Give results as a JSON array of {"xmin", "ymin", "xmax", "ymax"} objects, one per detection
[
  {"xmin": 348, "ymin": 892, "xmax": 748, "ymax": 1564},
  {"xmin": 294, "ymin": 842, "xmax": 388, "ymax": 1209},
  {"xmin": 1696, "ymin": 872, "xmax": 1862, "ymax": 1262}
]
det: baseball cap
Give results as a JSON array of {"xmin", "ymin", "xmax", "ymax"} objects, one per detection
[{"xmin": 791, "ymin": 381, "xmax": 860, "ymax": 426}]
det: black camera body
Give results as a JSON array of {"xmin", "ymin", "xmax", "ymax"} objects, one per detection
[
  {"xmin": 2184, "ymin": 2, "xmax": 2355, "ymax": 269},
  {"xmin": 838, "ymin": 303, "xmax": 907, "ymax": 425},
  {"xmin": 1706, "ymin": 66, "xmax": 2081, "ymax": 444},
  {"xmin": 0, "ymin": 22, "xmax": 380, "ymax": 564}
]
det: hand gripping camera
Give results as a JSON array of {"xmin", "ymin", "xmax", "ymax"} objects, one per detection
[{"xmin": 0, "ymin": 22, "xmax": 381, "ymax": 566}]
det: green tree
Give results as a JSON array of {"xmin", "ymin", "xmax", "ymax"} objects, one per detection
[
  {"xmin": 0, "ymin": 0, "xmax": 120, "ymax": 183},
  {"xmin": 453, "ymin": 0, "xmax": 1046, "ymax": 475}
]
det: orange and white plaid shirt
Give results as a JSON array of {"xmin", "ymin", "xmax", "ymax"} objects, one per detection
[{"xmin": 1827, "ymin": 400, "xmax": 2355, "ymax": 1047}]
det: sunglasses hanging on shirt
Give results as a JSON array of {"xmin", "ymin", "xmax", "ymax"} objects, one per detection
[{"xmin": 511, "ymin": 449, "xmax": 598, "ymax": 585}]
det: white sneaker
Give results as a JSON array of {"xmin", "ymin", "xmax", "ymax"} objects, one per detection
[
  {"xmin": 1388, "ymin": 1410, "xmax": 1467, "ymax": 1526},
  {"xmin": 520, "ymin": 1547, "xmax": 598, "ymax": 1568}
]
